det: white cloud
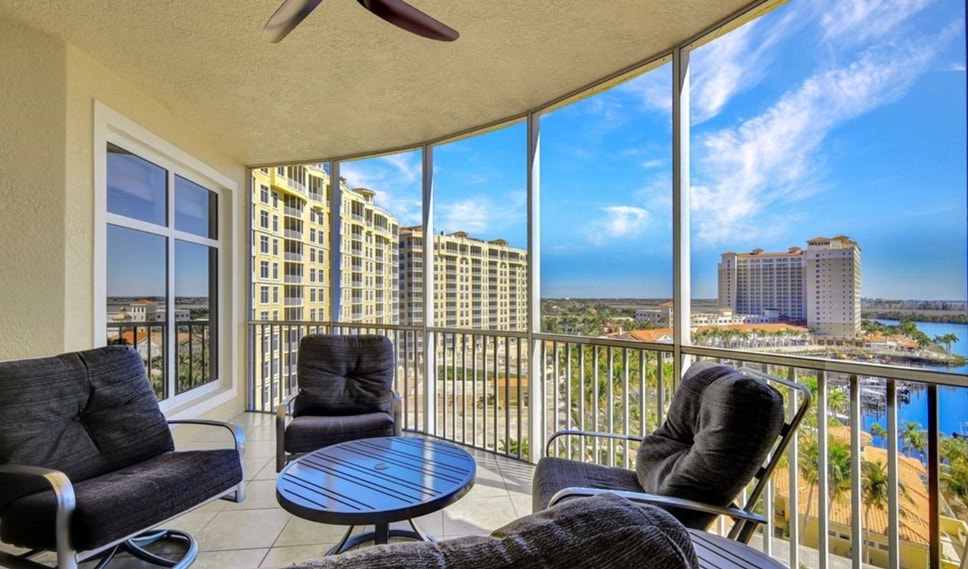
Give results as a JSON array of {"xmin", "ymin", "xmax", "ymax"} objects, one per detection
[
  {"xmin": 691, "ymin": 24, "xmax": 760, "ymax": 123},
  {"xmin": 437, "ymin": 198, "xmax": 490, "ymax": 234},
  {"xmin": 586, "ymin": 205, "xmax": 651, "ymax": 246},
  {"xmin": 434, "ymin": 190, "xmax": 526, "ymax": 238},
  {"xmin": 340, "ymin": 152, "xmax": 423, "ymax": 225},
  {"xmin": 622, "ymin": 71, "xmax": 671, "ymax": 115},
  {"xmin": 821, "ymin": 0, "xmax": 933, "ymax": 46},
  {"xmin": 692, "ymin": 34, "xmax": 947, "ymax": 246}
]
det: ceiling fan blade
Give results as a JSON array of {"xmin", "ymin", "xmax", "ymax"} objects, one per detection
[
  {"xmin": 263, "ymin": 0, "xmax": 325, "ymax": 43},
  {"xmin": 358, "ymin": 0, "xmax": 459, "ymax": 41}
]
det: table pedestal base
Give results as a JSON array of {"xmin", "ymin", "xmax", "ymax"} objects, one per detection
[{"xmin": 326, "ymin": 520, "xmax": 431, "ymax": 555}]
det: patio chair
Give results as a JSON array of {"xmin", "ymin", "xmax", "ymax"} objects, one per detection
[
  {"xmin": 0, "ymin": 345, "xmax": 245, "ymax": 569},
  {"xmin": 276, "ymin": 334, "xmax": 402, "ymax": 472},
  {"xmin": 532, "ymin": 361, "xmax": 810, "ymax": 544}
]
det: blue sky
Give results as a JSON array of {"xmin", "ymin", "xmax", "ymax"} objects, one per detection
[{"xmin": 342, "ymin": 0, "xmax": 967, "ymax": 301}]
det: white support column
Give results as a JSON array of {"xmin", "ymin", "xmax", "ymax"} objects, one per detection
[
  {"xmin": 422, "ymin": 145, "xmax": 437, "ymax": 436},
  {"xmin": 527, "ymin": 111, "xmax": 544, "ymax": 463},
  {"xmin": 672, "ymin": 45, "xmax": 692, "ymax": 380},
  {"xmin": 329, "ymin": 161, "xmax": 341, "ymax": 322}
]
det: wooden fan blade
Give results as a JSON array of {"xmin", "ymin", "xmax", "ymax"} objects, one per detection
[
  {"xmin": 263, "ymin": 0, "xmax": 325, "ymax": 43},
  {"xmin": 358, "ymin": 0, "xmax": 459, "ymax": 41}
]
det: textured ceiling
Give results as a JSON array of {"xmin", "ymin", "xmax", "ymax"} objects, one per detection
[{"xmin": 0, "ymin": 1, "xmax": 773, "ymax": 166}]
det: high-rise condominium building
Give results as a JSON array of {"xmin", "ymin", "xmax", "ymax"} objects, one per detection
[
  {"xmin": 251, "ymin": 165, "xmax": 528, "ymax": 403},
  {"xmin": 718, "ymin": 235, "xmax": 861, "ymax": 337},
  {"xmin": 251, "ymin": 165, "xmax": 399, "ymax": 326},
  {"xmin": 399, "ymin": 227, "xmax": 528, "ymax": 331}
]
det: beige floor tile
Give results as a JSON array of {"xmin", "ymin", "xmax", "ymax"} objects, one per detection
[
  {"xmin": 462, "ymin": 479, "xmax": 508, "ymax": 501},
  {"xmin": 252, "ymin": 457, "xmax": 281, "ymax": 480},
  {"xmin": 260, "ymin": 544, "xmax": 332, "ymax": 568},
  {"xmin": 195, "ymin": 508, "xmax": 291, "ymax": 551},
  {"xmin": 242, "ymin": 438, "xmax": 278, "ymax": 459},
  {"xmin": 439, "ymin": 495, "xmax": 518, "ymax": 537},
  {"xmin": 167, "ymin": 509, "xmax": 219, "ymax": 535},
  {"xmin": 273, "ymin": 515, "xmax": 349, "ymax": 548},
  {"xmin": 224, "ymin": 479, "xmax": 281, "ymax": 511},
  {"xmin": 510, "ymin": 494, "xmax": 534, "ymax": 518},
  {"xmin": 192, "ymin": 548, "xmax": 269, "ymax": 569},
  {"xmin": 411, "ymin": 510, "xmax": 444, "ymax": 538}
]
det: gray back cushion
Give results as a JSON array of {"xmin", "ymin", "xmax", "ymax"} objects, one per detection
[
  {"xmin": 294, "ymin": 334, "xmax": 394, "ymax": 417},
  {"xmin": 0, "ymin": 346, "xmax": 173, "ymax": 509},
  {"xmin": 635, "ymin": 362, "xmax": 784, "ymax": 524}
]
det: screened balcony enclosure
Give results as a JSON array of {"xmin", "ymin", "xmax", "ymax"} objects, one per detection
[{"xmin": 1, "ymin": 1, "xmax": 966, "ymax": 569}]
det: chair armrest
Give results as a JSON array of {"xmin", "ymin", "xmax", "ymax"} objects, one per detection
[
  {"xmin": 545, "ymin": 429, "xmax": 642, "ymax": 456},
  {"xmin": 0, "ymin": 464, "xmax": 77, "ymax": 568},
  {"xmin": 275, "ymin": 391, "xmax": 298, "ymax": 472},
  {"xmin": 548, "ymin": 487, "xmax": 768, "ymax": 528},
  {"xmin": 168, "ymin": 419, "xmax": 246, "ymax": 459},
  {"xmin": 391, "ymin": 391, "xmax": 403, "ymax": 436}
]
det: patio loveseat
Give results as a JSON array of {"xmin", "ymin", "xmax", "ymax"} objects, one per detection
[
  {"xmin": 0, "ymin": 345, "xmax": 245, "ymax": 569},
  {"xmin": 287, "ymin": 493, "xmax": 698, "ymax": 569}
]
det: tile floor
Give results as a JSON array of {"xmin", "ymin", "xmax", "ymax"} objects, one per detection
[{"xmin": 170, "ymin": 412, "xmax": 535, "ymax": 568}]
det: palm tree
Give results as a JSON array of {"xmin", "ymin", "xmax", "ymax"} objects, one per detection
[
  {"xmin": 798, "ymin": 435, "xmax": 820, "ymax": 544},
  {"xmin": 940, "ymin": 435, "xmax": 968, "ymax": 518},
  {"xmin": 941, "ymin": 333, "xmax": 960, "ymax": 356},
  {"xmin": 860, "ymin": 459, "xmax": 914, "ymax": 564},
  {"xmin": 826, "ymin": 388, "xmax": 848, "ymax": 422},
  {"xmin": 860, "ymin": 459, "xmax": 889, "ymax": 564},
  {"xmin": 798, "ymin": 436, "xmax": 852, "ymax": 544},
  {"xmin": 900, "ymin": 420, "xmax": 927, "ymax": 459},
  {"xmin": 870, "ymin": 422, "xmax": 888, "ymax": 446},
  {"xmin": 827, "ymin": 442, "xmax": 852, "ymax": 505}
]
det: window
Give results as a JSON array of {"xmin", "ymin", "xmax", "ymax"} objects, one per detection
[
  {"xmin": 104, "ymin": 137, "xmax": 223, "ymax": 403},
  {"xmin": 260, "ymin": 211, "xmax": 269, "ymax": 229},
  {"xmin": 260, "ymin": 235, "xmax": 269, "ymax": 253},
  {"xmin": 540, "ymin": 61, "xmax": 673, "ymax": 337},
  {"xmin": 435, "ymin": 122, "xmax": 527, "ymax": 332}
]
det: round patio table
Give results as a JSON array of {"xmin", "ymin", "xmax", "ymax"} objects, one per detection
[{"xmin": 276, "ymin": 436, "xmax": 476, "ymax": 554}]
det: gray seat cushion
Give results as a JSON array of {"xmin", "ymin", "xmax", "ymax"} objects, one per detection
[
  {"xmin": 1, "ymin": 449, "xmax": 242, "ymax": 551},
  {"xmin": 285, "ymin": 412, "xmax": 395, "ymax": 453},
  {"xmin": 531, "ymin": 457, "xmax": 641, "ymax": 514},
  {"xmin": 294, "ymin": 335, "xmax": 394, "ymax": 417},
  {"xmin": 288, "ymin": 493, "xmax": 699, "ymax": 569}
]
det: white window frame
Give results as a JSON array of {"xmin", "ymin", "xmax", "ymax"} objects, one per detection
[{"xmin": 94, "ymin": 101, "xmax": 238, "ymax": 415}]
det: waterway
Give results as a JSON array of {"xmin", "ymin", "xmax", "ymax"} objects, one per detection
[{"xmin": 863, "ymin": 320, "xmax": 968, "ymax": 445}]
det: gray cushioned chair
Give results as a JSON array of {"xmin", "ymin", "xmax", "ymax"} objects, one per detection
[
  {"xmin": 276, "ymin": 334, "xmax": 402, "ymax": 472},
  {"xmin": 287, "ymin": 493, "xmax": 699, "ymax": 569},
  {"xmin": 532, "ymin": 361, "xmax": 809, "ymax": 543},
  {"xmin": 0, "ymin": 345, "xmax": 245, "ymax": 569}
]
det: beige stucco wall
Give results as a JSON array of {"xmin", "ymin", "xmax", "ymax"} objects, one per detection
[
  {"xmin": 0, "ymin": 18, "xmax": 69, "ymax": 359},
  {"xmin": 0, "ymin": 17, "xmax": 249, "ymax": 416}
]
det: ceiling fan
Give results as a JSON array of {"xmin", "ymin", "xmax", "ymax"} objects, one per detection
[{"xmin": 263, "ymin": 0, "xmax": 459, "ymax": 43}]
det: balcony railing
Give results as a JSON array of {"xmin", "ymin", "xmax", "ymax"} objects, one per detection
[{"xmin": 247, "ymin": 321, "xmax": 968, "ymax": 569}]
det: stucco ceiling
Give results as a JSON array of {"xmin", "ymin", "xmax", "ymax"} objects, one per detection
[{"xmin": 0, "ymin": 1, "xmax": 775, "ymax": 166}]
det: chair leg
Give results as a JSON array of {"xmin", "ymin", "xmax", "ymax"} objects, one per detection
[{"xmin": 90, "ymin": 530, "xmax": 198, "ymax": 569}]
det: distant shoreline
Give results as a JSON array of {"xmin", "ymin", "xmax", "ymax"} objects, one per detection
[{"xmin": 861, "ymin": 310, "xmax": 967, "ymax": 324}]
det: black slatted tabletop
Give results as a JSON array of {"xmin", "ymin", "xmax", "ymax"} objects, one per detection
[{"xmin": 277, "ymin": 436, "xmax": 476, "ymax": 550}]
